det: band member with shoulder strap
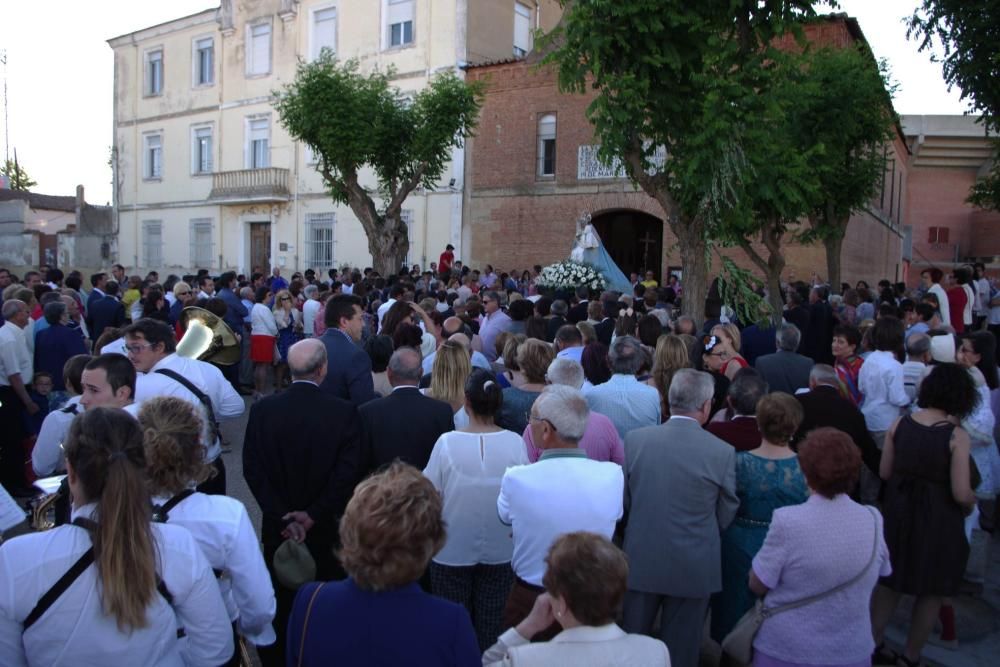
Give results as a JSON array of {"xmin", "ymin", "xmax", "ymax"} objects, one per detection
[
  {"xmin": 125, "ymin": 319, "xmax": 245, "ymax": 496},
  {"xmin": 0, "ymin": 408, "xmax": 233, "ymax": 665},
  {"xmin": 141, "ymin": 396, "xmax": 277, "ymax": 664}
]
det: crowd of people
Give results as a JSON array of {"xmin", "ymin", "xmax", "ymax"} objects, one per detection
[{"xmin": 0, "ymin": 254, "xmax": 997, "ymax": 667}]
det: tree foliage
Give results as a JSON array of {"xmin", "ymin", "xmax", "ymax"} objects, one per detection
[
  {"xmin": 1, "ymin": 157, "xmax": 37, "ymax": 191},
  {"xmin": 909, "ymin": 1, "xmax": 1000, "ymax": 210},
  {"xmin": 274, "ymin": 55, "xmax": 483, "ymax": 275},
  {"xmin": 542, "ymin": 0, "xmax": 832, "ymax": 324}
]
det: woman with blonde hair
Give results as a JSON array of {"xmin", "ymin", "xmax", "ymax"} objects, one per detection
[
  {"xmin": 0, "ymin": 408, "xmax": 232, "ymax": 665},
  {"xmin": 497, "ymin": 338, "xmax": 555, "ymax": 434},
  {"xmin": 648, "ymin": 334, "xmax": 691, "ymax": 418},
  {"xmin": 286, "ymin": 462, "xmax": 480, "ymax": 665},
  {"xmin": 272, "ymin": 289, "xmax": 302, "ymax": 391},
  {"xmin": 711, "ymin": 322, "xmax": 748, "ymax": 380},
  {"xmin": 428, "ymin": 339, "xmax": 473, "ymax": 426},
  {"xmin": 140, "ymin": 397, "xmax": 277, "ymax": 661}
]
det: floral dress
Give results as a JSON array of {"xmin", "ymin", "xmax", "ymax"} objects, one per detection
[{"xmin": 836, "ymin": 354, "xmax": 864, "ymax": 406}]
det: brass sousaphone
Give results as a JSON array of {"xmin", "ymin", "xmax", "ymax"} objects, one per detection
[{"xmin": 177, "ymin": 307, "xmax": 241, "ymax": 365}]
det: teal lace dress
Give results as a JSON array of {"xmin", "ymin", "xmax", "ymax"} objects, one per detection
[{"xmin": 709, "ymin": 452, "xmax": 809, "ymax": 642}]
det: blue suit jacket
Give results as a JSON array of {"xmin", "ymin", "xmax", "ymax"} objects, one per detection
[
  {"xmin": 318, "ymin": 329, "xmax": 376, "ymax": 406},
  {"xmin": 217, "ymin": 287, "xmax": 248, "ymax": 333},
  {"xmin": 287, "ymin": 579, "xmax": 479, "ymax": 667},
  {"xmin": 34, "ymin": 325, "xmax": 88, "ymax": 390},
  {"xmin": 87, "ymin": 296, "xmax": 125, "ymax": 341}
]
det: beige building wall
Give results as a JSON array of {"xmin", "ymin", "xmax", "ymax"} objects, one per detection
[{"xmin": 109, "ymin": 0, "xmax": 561, "ymax": 276}]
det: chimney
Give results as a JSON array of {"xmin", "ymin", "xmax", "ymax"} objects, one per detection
[{"xmin": 76, "ymin": 184, "xmax": 85, "ymax": 228}]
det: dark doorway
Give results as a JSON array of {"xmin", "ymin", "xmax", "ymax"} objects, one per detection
[{"xmin": 591, "ymin": 210, "xmax": 663, "ymax": 281}]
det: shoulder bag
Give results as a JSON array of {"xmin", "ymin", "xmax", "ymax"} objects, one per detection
[
  {"xmin": 296, "ymin": 582, "xmax": 327, "ymax": 667},
  {"xmin": 721, "ymin": 507, "xmax": 879, "ymax": 664}
]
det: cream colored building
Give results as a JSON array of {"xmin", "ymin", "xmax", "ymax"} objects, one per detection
[{"xmin": 108, "ymin": 0, "xmax": 560, "ymax": 276}]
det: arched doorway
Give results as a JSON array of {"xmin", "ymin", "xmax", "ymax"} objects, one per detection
[{"xmin": 591, "ymin": 210, "xmax": 663, "ymax": 281}]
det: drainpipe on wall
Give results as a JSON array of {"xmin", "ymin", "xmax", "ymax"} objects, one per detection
[{"xmin": 132, "ymin": 37, "xmax": 140, "ymax": 270}]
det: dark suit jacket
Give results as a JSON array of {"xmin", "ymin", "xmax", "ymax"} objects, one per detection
[
  {"xmin": 740, "ymin": 324, "xmax": 777, "ymax": 367},
  {"xmin": 706, "ymin": 416, "xmax": 761, "ymax": 452},
  {"xmin": 567, "ymin": 300, "xmax": 589, "ymax": 324},
  {"xmin": 545, "ymin": 315, "xmax": 567, "ymax": 342},
  {"xmin": 318, "ymin": 328, "xmax": 377, "ymax": 406},
  {"xmin": 85, "ymin": 289, "xmax": 103, "ymax": 316},
  {"xmin": 243, "ymin": 382, "xmax": 360, "ymax": 557},
  {"xmin": 783, "ymin": 306, "xmax": 810, "ymax": 350},
  {"xmin": 357, "ymin": 387, "xmax": 454, "ymax": 478},
  {"xmin": 595, "ymin": 317, "xmax": 615, "ymax": 346},
  {"xmin": 87, "ymin": 295, "xmax": 125, "ymax": 341},
  {"xmin": 794, "ymin": 384, "xmax": 881, "ymax": 476},
  {"xmin": 755, "ymin": 350, "xmax": 814, "ymax": 395},
  {"xmin": 802, "ymin": 300, "xmax": 834, "ymax": 364},
  {"xmin": 217, "ymin": 287, "xmax": 249, "ymax": 333}
]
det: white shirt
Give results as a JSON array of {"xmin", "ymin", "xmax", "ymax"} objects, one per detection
[
  {"xmin": 340, "ymin": 283, "xmax": 353, "ymax": 295},
  {"xmin": 0, "ymin": 321, "xmax": 31, "ymax": 387},
  {"xmin": 376, "ymin": 298, "xmax": 397, "ymax": 332},
  {"xmin": 151, "ymin": 491, "xmax": 276, "ymax": 645},
  {"xmin": 101, "ymin": 337, "xmax": 129, "ymax": 356},
  {"xmin": 424, "ymin": 430, "xmax": 529, "ymax": 567},
  {"xmin": 556, "ymin": 346, "xmax": 584, "ymax": 364},
  {"xmin": 901, "ymin": 360, "xmax": 928, "ymax": 408},
  {"xmin": 302, "ymin": 299, "xmax": 322, "ymax": 338},
  {"xmin": 164, "ymin": 292, "xmax": 177, "ymax": 307},
  {"xmin": 962, "ymin": 283, "xmax": 975, "ymax": 326},
  {"xmin": 585, "ymin": 374, "xmax": 662, "ymax": 439},
  {"xmin": 858, "ymin": 350, "xmax": 910, "ymax": 432},
  {"xmin": 497, "ymin": 450, "xmax": 624, "ymax": 586},
  {"xmin": 32, "ymin": 397, "xmax": 82, "ymax": 476},
  {"xmin": 0, "ymin": 503, "xmax": 233, "ymax": 667},
  {"xmin": 974, "ymin": 278, "xmax": 991, "ymax": 315},
  {"xmin": 928, "ymin": 283, "xmax": 950, "ymax": 327},
  {"xmin": 250, "ymin": 303, "xmax": 278, "ymax": 336},
  {"xmin": 134, "ymin": 354, "xmax": 245, "ymax": 461}
]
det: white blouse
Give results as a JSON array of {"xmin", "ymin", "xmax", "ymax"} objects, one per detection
[
  {"xmin": 250, "ymin": 303, "xmax": 278, "ymax": 336},
  {"xmin": 423, "ymin": 430, "xmax": 529, "ymax": 566},
  {"xmin": 0, "ymin": 504, "xmax": 233, "ymax": 666}
]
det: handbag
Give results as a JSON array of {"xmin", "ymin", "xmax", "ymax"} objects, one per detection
[
  {"xmin": 296, "ymin": 582, "xmax": 327, "ymax": 667},
  {"xmin": 721, "ymin": 507, "xmax": 879, "ymax": 664}
]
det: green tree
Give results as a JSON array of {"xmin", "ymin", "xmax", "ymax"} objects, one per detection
[
  {"xmin": 1, "ymin": 156, "xmax": 37, "ymax": 191},
  {"xmin": 543, "ymin": 0, "xmax": 830, "ymax": 323},
  {"xmin": 795, "ymin": 45, "xmax": 898, "ymax": 294},
  {"xmin": 909, "ymin": 0, "xmax": 1000, "ymax": 210},
  {"xmin": 274, "ymin": 56, "xmax": 483, "ymax": 276}
]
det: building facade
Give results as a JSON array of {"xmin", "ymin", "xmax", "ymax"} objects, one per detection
[
  {"xmin": 463, "ymin": 15, "xmax": 911, "ymax": 288},
  {"xmin": 108, "ymin": 0, "xmax": 561, "ymax": 276}
]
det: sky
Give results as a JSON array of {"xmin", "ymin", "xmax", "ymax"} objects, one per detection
[{"xmin": 0, "ymin": 0, "xmax": 971, "ymax": 205}]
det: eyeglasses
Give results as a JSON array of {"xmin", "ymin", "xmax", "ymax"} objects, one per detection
[
  {"xmin": 125, "ymin": 342, "xmax": 154, "ymax": 353},
  {"xmin": 526, "ymin": 413, "xmax": 557, "ymax": 431}
]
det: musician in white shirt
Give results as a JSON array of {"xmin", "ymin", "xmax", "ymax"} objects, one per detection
[
  {"xmin": 139, "ymin": 396, "xmax": 276, "ymax": 653},
  {"xmin": 0, "ymin": 408, "xmax": 233, "ymax": 666},
  {"xmin": 125, "ymin": 319, "xmax": 245, "ymax": 495}
]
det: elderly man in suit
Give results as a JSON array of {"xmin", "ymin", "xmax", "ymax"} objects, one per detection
[
  {"xmin": 318, "ymin": 294, "xmax": 376, "ymax": 405},
  {"xmin": 243, "ymin": 338, "xmax": 360, "ymax": 666},
  {"xmin": 622, "ymin": 369, "xmax": 738, "ymax": 667},
  {"xmin": 358, "ymin": 346, "xmax": 453, "ymax": 478},
  {"xmin": 754, "ymin": 323, "xmax": 814, "ymax": 395}
]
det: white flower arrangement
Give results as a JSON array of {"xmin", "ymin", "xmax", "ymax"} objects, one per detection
[{"xmin": 535, "ymin": 260, "xmax": 608, "ymax": 292}]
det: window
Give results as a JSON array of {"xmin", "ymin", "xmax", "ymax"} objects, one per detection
[
  {"xmin": 246, "ymin": 21, "xmax": 272, "ymax": 76},
  {"xmin": 144, "ymin": 133, "xmax": 163, "ymax": 180},
  {"xmin": 927, "ymin": 226, "xmax": 950, "ymax": 244},
  {"xmin": 400, "ymin": 209, "xmax": 414, "ymax": 265},
  {"xmin": 386, "ymin": 0, "xmax": 414, "ymax": 48},
  {"xmin": 191, "ymin": 125, "xmax": 213, "ymax": 174},
  {"xmin": 514, "ymin": 3, "xmax": 532, "ymax": 57},
  {"xmin": 145, "ymin": 49, "xmax": 163, "ymax": 96},
  {"xmin": 190, "ymin": 219, "xmax": 214, "ymax": 269},
  {"xmin": 304, "ymin": 143, "xmax": 319, "ymax": 165},
  {"xmin": 311, "ymin": 6, "xmax": 337, "ymax": 60},
  {"xmin": 246, "ymin": 118, "xmax": 270, "ymax": 169},
  {"xmin": 537, "ymin": 114, "xmax": 556, "ymax": 177},
  {"xmin": 194, "ymin": 37, "xmax": 214, "ymax": 85},
  {"xmin": 305, "ymin": 213, "xmax": 336, "ymax": 269},
  {"xmin": 142, "ymin": 221, "xmax": 163, "ymax": 268}
]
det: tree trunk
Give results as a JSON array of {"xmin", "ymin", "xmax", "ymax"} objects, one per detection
[
  {"xmin": 672, "ymin": 222, "xmax": 708, "ymax": 326},
  {"xmin": 368, "ymin": 213, "xmax": 410, "ymax": 278},
  {"xmin": 824, "ymin": 233, "xmax": 844, "ymax": 296},
  {"xmin": 766, "ymin": 258, "xmax": 786, "ymax": 330}
]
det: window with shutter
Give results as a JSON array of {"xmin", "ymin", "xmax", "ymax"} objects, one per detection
[
  {"xmin": 537, "ymin": 114, "xmax": 556, "ymax": 177},
  {"xmin": 195, "ymin": 37, "xmax": 214, "ymax": 85},
  {"xmin": 400, "ymin": 210, "xmax": 414, "ymax": 265},
  {"xmin": 247, "ymin": 118, "xmax": 270, "ymax": 169},
  {"xmin": 305, "ymin": 213, "xmax": 336, "ymax": 269},
  {"xmin": 192, "ymin": 126, "xmax": 213, "ymax": 174},
  {"xmin": 386, "ymin": 0, "xmax": 415, "ymax": 47},
  {"xmin": 247, "ymin": 22, "xmax": 272, "ymax": 76},
  {"xmin": 190, "ymin": 220, "xmax": 215, "ymax": 269},
  {"xmin": 514, "ymin": 3, "xmax": 532, "ymax": 57},
  {"xmin": 146, "ymin": 49, "xmax": 163, "ymax": 96},
  {"xmin": 311, "ymin": 6, "xmax": 338, "ymax": 60},
  {"xmin": 938, "ymin": 227, "xmax": 949, "ymax": 244},
  {"xmin": 143, "ymin": 221, "xmax": 163, "ymax": 268},
  {"xmin": 144, "ymin": 134, "xmax": 163, "ymax": 180}
]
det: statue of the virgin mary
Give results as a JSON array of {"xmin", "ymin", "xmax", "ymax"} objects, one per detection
[{"xmin": 570, "ymin": 212, "xmax": 632, "ymax": 293}]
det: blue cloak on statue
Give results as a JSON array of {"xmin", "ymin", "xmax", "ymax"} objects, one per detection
[{"xmin": 570, "ymin": 222, "xmax": 632, "ymax": 294}]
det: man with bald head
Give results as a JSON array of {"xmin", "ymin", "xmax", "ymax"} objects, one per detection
[
  {"xmin": 243, "ymin": 338, "xmax": 361, "ymax": 664},
  {"xmin": 421, "ymin": 316, "xmax": 491, "ymax": 375},
  {"xmin": 359, "ymin": 346, "xmax": 454, "ymax": 479}
]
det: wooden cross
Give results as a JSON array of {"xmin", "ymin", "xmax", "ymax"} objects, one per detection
[{"xmin": 639, "ymin": 230, "xmax": 657, "ymax": 271}]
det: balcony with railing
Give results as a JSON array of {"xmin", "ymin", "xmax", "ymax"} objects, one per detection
[{"xmin": 208, "ymin": 168, "xmax": 290, "ymax": 203}]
